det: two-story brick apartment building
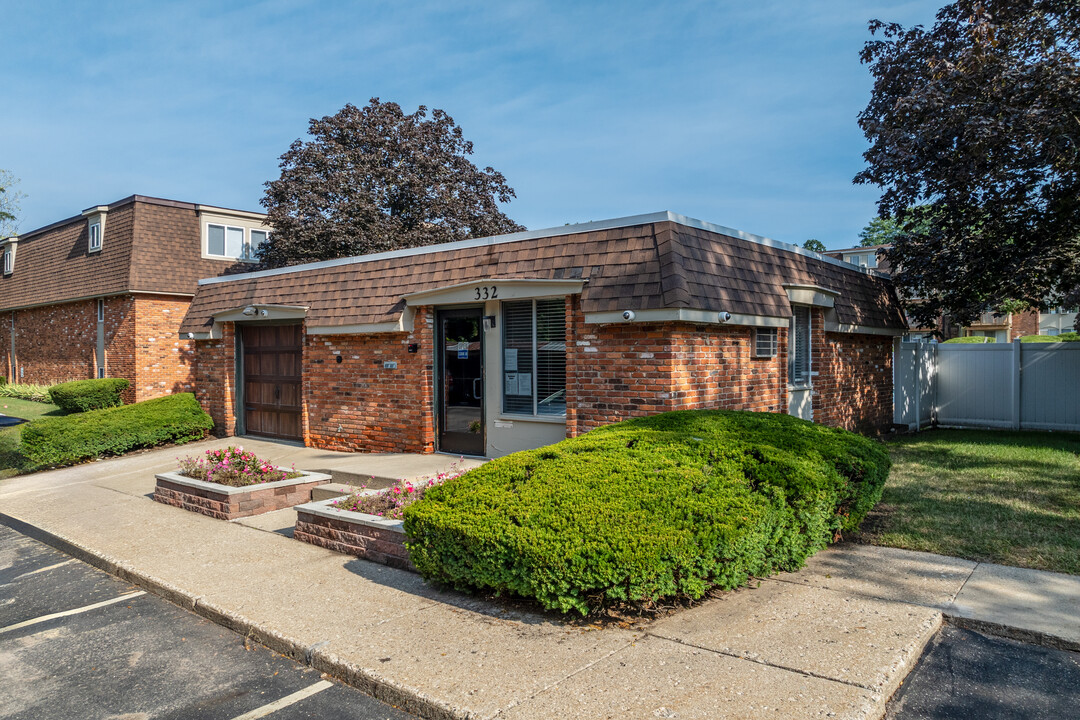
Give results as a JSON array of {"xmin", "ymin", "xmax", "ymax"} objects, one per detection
[
  {"xmin": 0, "ymin": 195, "xmax": 269, "ymax": 402},
  {"xmin": 180, "ymin": 212, "xmax": 907, "ymax": 457}
]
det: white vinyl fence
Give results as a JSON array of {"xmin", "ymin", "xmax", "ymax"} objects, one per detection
[{"xmin": 894, "ymin": 341, "xmax": 1080, "ymax": 432}]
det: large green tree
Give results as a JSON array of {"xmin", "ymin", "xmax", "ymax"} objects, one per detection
[
  {"xmin": 856, "ymin": 1, "xmax": 1080, "ymax": 329},
  {"xmin": 0, "ymin": 170, "xmax": 23, "ymax": 237},
  {"xmin": 259, "ymin": 99, "xmax": 524, "ymax": 267}
]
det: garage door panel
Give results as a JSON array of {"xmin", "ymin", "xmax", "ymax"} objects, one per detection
[{"xmin": 241, "ymin": 325, "xmax": 303, "ymax": 441}]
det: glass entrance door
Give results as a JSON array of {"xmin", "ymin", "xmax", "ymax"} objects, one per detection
[{"xmin": 437, "ymin": 308, "xmax": 485, "ymax": 456}]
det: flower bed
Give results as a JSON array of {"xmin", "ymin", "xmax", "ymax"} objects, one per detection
[
  {"xmin": 154, "ymin": 446, "xmax": 331, "ymax": 520},
  {"xmin": 293, "ymin": 495, "xmax": 414, "ymax": 571},
  {"xmin": 293, "ymin": 468, "xmax": 464, "ymax": 568}
]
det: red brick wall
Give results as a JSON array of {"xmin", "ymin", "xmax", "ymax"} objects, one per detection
[
  {"xmin": 304, "ymin": 308, "xmax": 435, "ymax": 453},
  {"xmin": 1011, "ymin": 310, "xmax": 1040, "ymax": 339},
  {"xmin": 566, "ymin": 300, "xmax": 788, "ymax": 436},
  {"xmin": 0, "ymin": 295, "xmax": 136, "ymax": 395},
  {"xmin": 813, "ymin": 330, "xmax": 894, "ymax": 432},
  {"xmin": 132, "ymin": 294, "xmax": 197, "ymax": 402},
  {"xmin": 194, "ymin": 323, "xmax": 237, "ymax": 436},
  {"xmin": 669, "ymin": 325, "xmax": 787, "ymax": 414}
]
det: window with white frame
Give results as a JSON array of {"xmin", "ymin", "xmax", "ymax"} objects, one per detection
[
  {"xmin": 502, "ymin": 298, "xmax": 566, "ymax": 416},
  {"xmin": 2, "ymin": 248, "xmax": 11, "ymax": 275},
  {"xmin": 206, "ymin": 224, "xmax": 267, "ymax": 261},
  {"xmin": 789, "ymin": 306, "xmax": 811, "ymax": 386},
  {"xmin": 754, "ymin": 327, "xmax": 778, "ymax": 358},
  {"xmin": 88, "ymin": 222, "xmax": 102, "ymax": 252}
]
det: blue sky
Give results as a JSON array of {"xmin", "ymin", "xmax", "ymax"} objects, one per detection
[{"xmin": 2, "ymin": 0, "xmax": 939, "ymax": 249}]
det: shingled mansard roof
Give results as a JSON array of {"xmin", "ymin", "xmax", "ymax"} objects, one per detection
[
  {"xmin": 180, "ymin": 211, "xmax": 907, "ymax": 337},
  {"xmin": 0, "ymin": 195, "xmax": 253, "ymax": 311}
]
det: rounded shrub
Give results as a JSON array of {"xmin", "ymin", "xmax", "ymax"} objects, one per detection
[
  {"xmin": 1058, "ymin": 332, "xmax": 1080, "ymax": 342},
  {"xmin": 48, "ymin": 378, "xmax": 130, "ymax": 413},
  {"xmin": 1019, "ymin": 334, "xmax": 1060, "ymax": 343},
  {"xmin": 404, "ymin": 410, "xmax": 889, "ymax": 615}
]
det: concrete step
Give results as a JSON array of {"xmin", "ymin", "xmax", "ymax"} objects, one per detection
[
  {"xmin": 311, "ymin": 483, "xmax": 356, "ymax": 502},
  {"xmin": 309, "ymin": 469, "xmax": 399, "ymax": 489}
]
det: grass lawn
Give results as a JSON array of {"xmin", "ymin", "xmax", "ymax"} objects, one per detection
[
  {"xmin": 854, "ymin": 429, "xmax": 1080, "ymax": 575},
  {"xmin": 0, "ymin": 398, "xmax": 65, "ymax": 479}
]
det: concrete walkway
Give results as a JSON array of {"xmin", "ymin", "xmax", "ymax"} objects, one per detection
[{"xmin": 1, "ymin": 440, "xmax": 1078, "ymax": 719}]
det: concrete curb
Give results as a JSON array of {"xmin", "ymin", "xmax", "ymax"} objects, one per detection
[
  {"xmin": 0, "ymin": 511, "xmax": 465, "ymax": 720},
  {"xmin": 943, "ymin": 614, "xmax": 1080, "ymax": 653}
]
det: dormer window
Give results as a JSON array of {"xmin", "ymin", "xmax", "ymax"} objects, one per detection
[
  {"xmin": 82, "ymin": 205, "xmax": 108, "ymax": 254},
  {"xmin": 89, "ymin": 222, "xmax": 102, "ymax": 252},
  {"xmin": 204, "ymin": 222, "xmax": 270, "ymax": 261},
  {"xmin": 2, "ymin": 247, "xmax": 12, "ymax": 275}
]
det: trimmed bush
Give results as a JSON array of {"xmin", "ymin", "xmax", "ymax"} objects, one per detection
[
  {"xmin": 0, "ymin": 383, "xmax": 54, "ymax": 402},
  {"xmin": 1019, "ymin": 334, "xmax": 1059, "ymax": 343},
  {"xmin": 404, "ymin": 410, "xmax": 889, "ymax": 615},
  {"xmin": 21, "ymin": 393, "xmax": 214, "ymax": 468},
  {"xmin": 944, "ymin": 336, "xmax": 994, "ymax": 344},
  {"xmin": 48, "ymin": 378, "xmax": 130, "ymax": 413},
  {"xmin": 1058, "ymin": 332, "xmax": 1080, "ymax": 342}
]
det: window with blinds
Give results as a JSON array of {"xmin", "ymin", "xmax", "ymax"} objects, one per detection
[
  {"xmin": 502, "ymin": 298, "xmax": 567, "ymax": 416},
  {"xmin": 790, "ymin": 306, "xmax": 811, "ymax": 386}
]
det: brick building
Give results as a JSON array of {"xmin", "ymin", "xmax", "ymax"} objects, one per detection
[
  {"xmin": 0, "ymin": 195, "xmax": 269, "ymax": 402},
  {"xmin": 181, "ymin": 212, "xmax": 907, "ymax": 457},
  {"xmin": 825, "ymin": 244, "xmax": 1079, "ymax": 341}
]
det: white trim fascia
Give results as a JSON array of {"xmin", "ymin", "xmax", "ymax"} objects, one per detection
[
  {"xmin": 80, "ymin": 206, "xmax": 109, "ymax": 217},
  {"xmin": 824, "ymin": 321, "xmax": 906, "ymax": 336},
  {"xmin": 402, "ymin": 278, "xmax": 586, "ymax": 306},
  {"xmin": 183, "ymin": 331, "xmax": 217, "ymax": 340},
  {"xmin": 584, "ymin": 308, "xmax": 789, "ymax": 328},
  {"xmin": 308, "ymin": 307, "xmax": 415, "ymax": 334},
  {"xmin": 197, "ymin": 211, "xmax": 888, "ymax": 287},
  {"xmin": 784, "ymin": 284, "xmax": 840, "ymax": 308},
  {"xmin": 211, "ymin": 304, "xmax": 309, "ymax": 323},
  {"xmin": 194, "ymin": 204, "xmax": 268, "ymax": 222}
]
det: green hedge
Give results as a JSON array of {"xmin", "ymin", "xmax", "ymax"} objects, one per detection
[
  {"xmin": 1019, "ymin": 334, "xmax": 1058, "ymax": 343},
  {"xmin": 404, "ymin": 410, "xmax": 890, "ymax": 615},
  {"xmin": 944, "ymin": 336, "xmax": 994, "ymax": 344},
  {"xmin": 48, "ymin": 378, "xmax": 130, "ymax": 412},
  {"xmin": 21, "ymin": 393, "xmax": 214, "ymax": 467},
  {"xmin": 1058, "ymin": 332, "xmax": 1080, "ymax": 342}
]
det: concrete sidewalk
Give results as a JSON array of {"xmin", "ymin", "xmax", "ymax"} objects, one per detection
[{"xmin": 2, "ymin": 440, "xmax": 1078, "ymax": 719}]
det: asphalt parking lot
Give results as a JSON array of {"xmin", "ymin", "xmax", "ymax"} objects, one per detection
[
  {"xmin": 886, "ymin": 624, "xmax": 1080, "ymax": 720},
  {"xmin": 0, "ymin": 523, "xmax": 415, "ymax": 720}
]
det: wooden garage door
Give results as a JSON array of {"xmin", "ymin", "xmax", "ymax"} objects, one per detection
[{"xmin": 242, "ymin": 325, "xmax": 303, "ymax": 441}]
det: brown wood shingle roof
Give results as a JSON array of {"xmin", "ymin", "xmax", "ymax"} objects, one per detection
[{"xmin": 181, "ymin": 216, "xmax": 906, "ymax": 334}]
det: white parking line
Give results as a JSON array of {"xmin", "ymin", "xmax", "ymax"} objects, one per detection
[
  {"xmin": 229, "ymin": 680, "xmax": 334, "ymax": 719},
  {"xmin": 0, "ymin": 591, "xmax": 146, "ymax": 635},
  {"xmin": 12, "ymin": 558, "xmax": 77, "ymax": 580}
]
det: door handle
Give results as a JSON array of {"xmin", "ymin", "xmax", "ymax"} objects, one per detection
[{"xmin": 473, "ymin": 378, "xmax": 482, "ymax": 399}]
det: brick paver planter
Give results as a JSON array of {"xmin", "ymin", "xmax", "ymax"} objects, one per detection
[
  {"xmin": 154, "ymin": 470, "xmax": 332, "ymax": 520},
  {"xmin": 292, "ymin": 496, "xmax": 414, "ymax": 571}
]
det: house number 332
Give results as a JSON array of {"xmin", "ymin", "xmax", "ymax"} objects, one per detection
[{"xmin": 474, "ymin": 286, "xmax": 498, "ymax": 300}]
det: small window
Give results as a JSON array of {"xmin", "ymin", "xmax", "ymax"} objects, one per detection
[
  {"xmin": 97, "ymin": 299, "xmax": 104, "ymax": 322},
  {"xmin": 754, "ymin": 328, "xmax": 778, "ymax": 358},
  {"xmin": 2, "ymin": 249, "xmax": 11, "ymax": 275},
  {"xmin": 89, "ymin": 222, "xmax": 102, "ymax": 252},
  {"xmin": 248, "ymin": 230, "xmax": 269, "ymax": 260},
  {"xmin": 502, "ymin": 298, "xmax": 567, "ymax": 416},
  {"xmin": 97, "ymin": 367, "xmax": 105, "ymax": 379},
  {"xmin": 790, "ymin": 306, "xmax": 812, "ymax": 386},
  {"xmin": 207, "ymin": 223, "xmax": 263, "ymax": 261}
]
